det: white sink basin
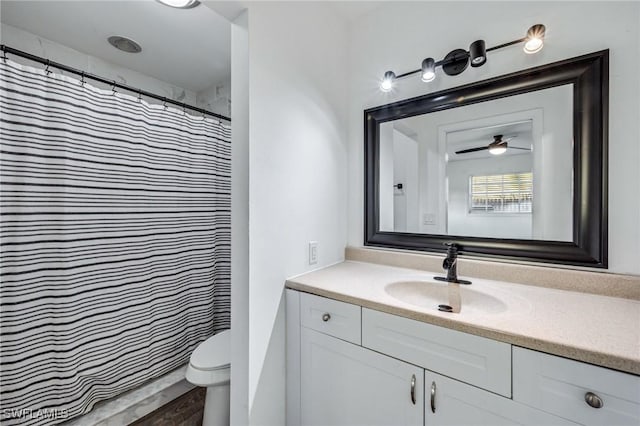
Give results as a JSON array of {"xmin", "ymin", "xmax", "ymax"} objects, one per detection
[{"xmin": 384, "ymin": 280, "xmax": 508, "ymax": 314}]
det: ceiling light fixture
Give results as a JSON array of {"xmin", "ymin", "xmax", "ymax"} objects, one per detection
[
  {"xmin": 379, "ymin": 24, "xmax": 546, "ymax": 92},
  {"xmin": 455, "ymin": 135, "xmax": 532, "ymax": 156},
  {"xmin": 107, "ymin": 36, "xmax": 142, "ymax": 54},
  {"xmin": 488, "ymin": 143, "xmax": 508, "ymax": 155},
  {"xmin": 156, "ymin": 0, "xmax": 200, "ymax": 9}
]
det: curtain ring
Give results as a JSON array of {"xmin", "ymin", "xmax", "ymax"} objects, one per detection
[
  {"xmin": 45, "ymin": 59, "xmax": 51, "ymax": 75},
  {"xmin": 163, "ymin": 98, "xmax": 168, "ymax": 110},
  {"xmin": 137, "ymin": 91, "xmax": 142, "ymax": 102},
  {"xmin": 111, "ymin": 80, "xmax": 117, "ymax": 95},
  {"xmin": 80, "ymin": 71, "xmax": 85, "ymax": 86},
  {"xmin": 1, "ymin": 48, "xmax": 7, "ymax": 63},
  {"xmin": 182, "ymin": 104, "xmax": 186, "ymax": 115}
]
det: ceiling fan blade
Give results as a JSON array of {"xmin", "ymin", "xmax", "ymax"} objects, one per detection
[
  {"xmin": 456, "ymin": 146, "xmax": 489, "ymax": 154},
  {"xmin": 508, "ymin": 146, "xmax": 531, "ymax": 151}
]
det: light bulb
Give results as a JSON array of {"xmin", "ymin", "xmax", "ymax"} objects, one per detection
[
  {"xmin": 380, "ymin": 71, "xmax": 396, "ymax": 92},
  {"xmin": 421, "ymin": 58, "xmax": 436, "ymax": 83},
  {"xmin": 524, "ymin": 38, "xmax": 543, "ymax": 54},
  {"xmin": 524, "ymin": 24, "xmax": 545, "ymax": 54},
  {"xmin": 156, "ymin": 0, "xmax": 200, "ymax": 8},
  {"xmin": 421, "ymin": 70, "xmax": 435, "ymax": 82},
  {"xmin": 489, "ymin": 146, "xmax": 507, "ymax": 155}
]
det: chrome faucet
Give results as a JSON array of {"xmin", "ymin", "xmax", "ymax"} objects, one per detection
[{"xmin": 434, "ymin": 243, "xmax": 472, "ymax": 285}]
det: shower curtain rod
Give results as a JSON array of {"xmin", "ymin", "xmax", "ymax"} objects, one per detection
[{"xmin": 0, "ymin": 44, "xmax": 231, "ymax": 123}]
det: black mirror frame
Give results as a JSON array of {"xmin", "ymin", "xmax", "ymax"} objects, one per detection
[{"xmin": 364, "ymin": 50, "xmax": 608, "ymax": 268}]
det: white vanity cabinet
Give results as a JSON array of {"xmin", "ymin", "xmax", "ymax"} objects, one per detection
[
  {"xmin": 286, "ymin": 289, "xmax": 639, "ymax": 426},
  {"xmin": 300, "ymin": 328, "xmax": 424, "ymax": 426},
  {"xmin": 289, "ymin": 290, "xmax": 423, "ymax": 426}
]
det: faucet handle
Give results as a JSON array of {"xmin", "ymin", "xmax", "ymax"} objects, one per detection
[
  {"xmin": 444, "ymin": 242, "xmax": 460, "ymax": 256},
  {"xmin": 442, "ymin": 257, "xmax": 456, "ymax": 270},
  {"xmin": 435, "ymin": 242, "xmax": 472, "ymax": 285}
]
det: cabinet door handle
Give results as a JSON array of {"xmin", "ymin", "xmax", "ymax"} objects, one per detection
[
  {"xmin": 321, "ymin": 313, "xmax": 331, "ymax": 322},
  {"xmin": 584, "ymin": 392, "xmax": 603, "ymax": 409},
  {"xmin": 410, "ymin": 374, "xmax": 416, "ymax": 405},
  {"xmin": 430, "ymin": 381, "xmax": 436, "ymax": 413}
]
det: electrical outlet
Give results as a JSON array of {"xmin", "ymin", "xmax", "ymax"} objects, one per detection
[{"xmin": 309, "ymin": 241, "xmax": 318, "ymax": 265}]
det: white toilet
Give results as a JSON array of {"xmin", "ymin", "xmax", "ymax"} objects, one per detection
[{"xmin": 185, "ymin": 329, "xmax": 231, "ymax": 426}]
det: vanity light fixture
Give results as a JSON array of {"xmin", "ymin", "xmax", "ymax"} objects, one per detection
[
  {"xmin": 524, "ymin": 24, "xmax": 546, "ymax": 54},
  {"xmin": 421, "ymin": 58, "xmax": 436, "ymax": 82},
  {"xmin": 380, "ymin": 71, "xmax": 396, "ymax": 92},
  {"xmin": 469, "ymin": 40, "xmax": 487, "ymax": 67},
  {"xmin": 379, "ymin": 24, "xmax": 546, "ymax": 92},
  {"xmin": 156, "ymin": 0, "xmax": 200, "ymax": 8}
]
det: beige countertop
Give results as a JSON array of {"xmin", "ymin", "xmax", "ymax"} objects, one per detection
[{"xmin": 286, "ymin": 260, "xmax": 640, "ymax": 375}]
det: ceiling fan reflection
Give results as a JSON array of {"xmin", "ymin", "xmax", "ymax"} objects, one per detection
[{"xmin": 455, "ymin": 135, "xmax": 531, "ymax": 156}]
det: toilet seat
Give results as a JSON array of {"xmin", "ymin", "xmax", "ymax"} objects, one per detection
[
  {"xmin": 190, "ymin": 329, "xmax": 231, "ymax": 371},
  {"xmin": 185, "ymin": 329, "xmax": 231, "ymax": 387}
]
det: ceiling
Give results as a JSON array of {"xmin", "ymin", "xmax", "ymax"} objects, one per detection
[
  {"xmin": 395, "ymin": 118, "xmax": 533, "ymax": 162},
  {"xmin": 328, "ymin": 1, "xmax": 385, "ymax": 22},
  {"xmin": 201, "ymin": 0, "xmax": 384, "ymax": 23},
  {"xmin": 0, "ymin": 0, "xmax": 231, "ymax": 92}
]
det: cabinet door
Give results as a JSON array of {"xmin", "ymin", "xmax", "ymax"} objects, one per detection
[
  {"xmin": 513, "ymin": 347, "xmax": 640, "ymax": 426},
  {"xmin": 301, "ymin": 327, "xmax": 423, "ymax": 426},
  {"xmin": 425, "ymin": 371, "xmax": 578, "ymax": 426}
]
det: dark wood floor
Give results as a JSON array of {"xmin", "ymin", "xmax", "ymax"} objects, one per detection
[{"xmin": 129, "ymin": 387, "xmax": 205, "ymax": 426}]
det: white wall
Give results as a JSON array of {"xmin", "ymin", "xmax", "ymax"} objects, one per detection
[
  {"xmin": 230, "ymin": 10, "xmax": 249, "ymax": 426},
  {"xmin": 380, "ymin": 126, "xmax": 420, "ymax": 233},
  {"xmin": 347, "ymin": 1, "xmax": 640, "ymax": 274},
  {"xmin": 0, "ymin": 23, "xmax": 198, "ymax": 105},
  {"xmin": 392, "ymin": 129, "xmax": 419, "ymax": 232},
  {"xmin": 196, "ymin": 78, "xmax": 232, "ymax": 118},
  {"xmin": 379, "ymin": 123, "xmax": 395, "ymax": 231},
  {"xmin": 238, "ymin": 2, "xmax": 349, "ymax": 425}
]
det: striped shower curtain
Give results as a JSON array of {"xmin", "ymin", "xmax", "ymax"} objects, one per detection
[{"xmin": 0, "ymin": 59, "xmax": 230, "ymax": 424}]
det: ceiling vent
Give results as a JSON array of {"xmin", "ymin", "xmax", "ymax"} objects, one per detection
[{"xmin": 107, "ymin": 36, "xmax": 142, "ymax": 54}]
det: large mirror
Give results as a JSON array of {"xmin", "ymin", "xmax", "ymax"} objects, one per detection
[{"xmin": 365, "ymin": 51, "xmax": 608, "ymax": 267}]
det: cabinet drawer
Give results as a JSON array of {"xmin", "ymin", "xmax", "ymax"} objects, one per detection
[
  {"xmin": 425, "ymin": 370, "xmax": 577, "ymax": 425},
  {"xmin": 513, "ymin": 347, "xmax": 640, "ymax": 426},
  {"xmin": 300, "ymin": 293, "xmax": 361, "ymax": 344},
  {"xmin": 362, "ymin": 308, "xmax": 511, "ymax": 397}
]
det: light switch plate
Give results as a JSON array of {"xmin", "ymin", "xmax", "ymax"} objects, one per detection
[
  {"xmin": 308, "ymin": 241, "xmax": 318, "ymax": 265},
  {"xmin": 423, "ymin": 213, "xmax": 436, "ymax": 225}
]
